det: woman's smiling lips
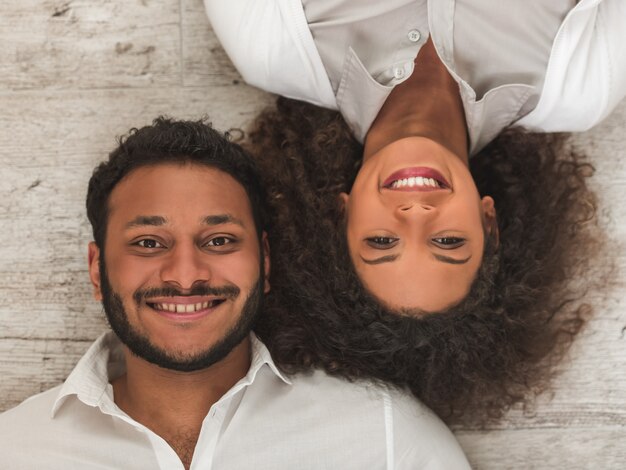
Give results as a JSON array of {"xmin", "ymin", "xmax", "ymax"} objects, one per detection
[
  {"xmin": 145, "ymin": 295, "xmax": 227, "ymax": 322},
  {"xmin": 382, "ymin": 167, "xmax": 451, "ymax": 191}
]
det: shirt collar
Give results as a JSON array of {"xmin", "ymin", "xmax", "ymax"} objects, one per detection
[
  {"xmin": 51, "ymin": 331, "xmax": 120, "ymax": 417},
  {"xmin": 335, "ymin": 0, "xmax": 538, "ymax": 155},
  {"xmin": 248, "ymin": 333, "xmax": 292, "ymax": 386},
  {"xmin": 51, "ymin": 331, "xmax": 291, "ymax": 418}
]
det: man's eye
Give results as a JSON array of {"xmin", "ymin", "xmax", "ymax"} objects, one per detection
[
  {"xmin": 206, "ymin": 236, "xmax": 235, "ymax": 247},
  {"xmin": 366, "ymin": 236, "xmax": 399, "ymax": 249},
  {"xmin": 431, "ymin": 237, "xmax": 466, "ymax": 249},
  {"xmin": 135, "ymin": 239, "xmax": 164, "ymax": 249}
]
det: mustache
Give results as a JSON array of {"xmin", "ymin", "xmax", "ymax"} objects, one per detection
[{"xmin": 133, "ymin": 285, "xmax": 240, "ymax": 304}]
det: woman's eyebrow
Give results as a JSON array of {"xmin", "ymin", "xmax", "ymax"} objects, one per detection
[
  {"xmin": 360, "ymin": 254, "xmax": 399, "ymax": 265},
  {"xmin": 361, "ymin": 253, "xmax": 471, "ymax": 265},
  {"xmin": 434, "ymin": 254, "xmax": 472, "ymax": 265}
]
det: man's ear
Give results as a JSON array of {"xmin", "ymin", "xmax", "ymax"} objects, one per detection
[
  {"xmin": 88, "ymin": 242, "xmax": 103, "ymax": 301},
  {"xmin": 261, "ymin": 232, "xmax": 271, "ymax": 293},
  {"xmin": 481, "ymin": 196, "xmax": 499, "ymax": 248}
]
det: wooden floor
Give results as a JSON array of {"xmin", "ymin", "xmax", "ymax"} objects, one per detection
[{"xmin": 1, "ymin": 1, "xmax": 624, "ymax": 468}]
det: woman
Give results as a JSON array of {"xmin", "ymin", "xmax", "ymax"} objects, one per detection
[
  {"xmin": 205, "ymin": 0, "xmax": 625, "ymax": 312},
  {"xmin": 205, "ymin": 1, "xmax": 619, "ymax": 419}
]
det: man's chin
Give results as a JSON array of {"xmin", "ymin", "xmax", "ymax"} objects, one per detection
[
  {"xmin": 126, "ymin": 341, "xmax": 234, "ymax": 372},
  {"xmin": 99, "ymin": 264, "xmax": 264, "ymax": 373},
  {"xmin": 112, "ymin": 323, "xmax": 249, "ymax": 372}
]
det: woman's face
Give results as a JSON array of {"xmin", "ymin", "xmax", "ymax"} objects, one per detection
[{"xmin": 342, "ymin": 137, "xmax": 496, "ymax": 313}]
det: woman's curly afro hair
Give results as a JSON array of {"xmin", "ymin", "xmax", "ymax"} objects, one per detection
[{"xmin": 245, "ymin": 97, "xmax": 602, "ymax": 424}]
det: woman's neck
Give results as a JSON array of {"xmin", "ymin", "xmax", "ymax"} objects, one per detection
[{"xmin": 364, "ymin": 38, "xmax": 469, "ymax": 164}]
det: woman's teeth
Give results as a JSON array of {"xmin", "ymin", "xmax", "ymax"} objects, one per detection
[{"xmin": 390, "ymin": 177, "xmax": 441, "ymax": 189}]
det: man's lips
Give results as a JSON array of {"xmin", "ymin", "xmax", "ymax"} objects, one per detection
[
  {"xmin": 145, "ymin": 296, "xmax": 226, "ymax": 316},
  {"xmin": 382, "ymin": 167, "xmax": 451, "ymax": 191}
]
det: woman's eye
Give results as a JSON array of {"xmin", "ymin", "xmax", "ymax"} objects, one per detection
[
  {"xmin": 366, "ymin": 236, "xmax": 399, "ymax": 249},
  {"xmin": 431, "ymin": 237, "xmax": 466, "ymax": 249},
  {"xmin": 206, "ymin": 236, "xmax": 235, "ymax": 247},
  {"xmin": 135, "ymin": 239, "xmax": 163, "ymax": 249}
]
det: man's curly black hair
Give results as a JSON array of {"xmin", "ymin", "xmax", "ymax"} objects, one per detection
[
  {"xmin": 245, "ymin": 97, "xmax": 602, "ymax": 424},
  {"xmin": 86, "ymin": 116, "xmax": 267, "ymax": 250}
]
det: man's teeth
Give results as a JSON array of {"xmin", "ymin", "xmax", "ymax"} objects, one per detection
[
  {"xmin": 153, "ymin": 301, "xmax": 215, "ymax": 313},
  {"xmin": 390, "ymin": 177, "xmax": 441, "ymax": 188}
]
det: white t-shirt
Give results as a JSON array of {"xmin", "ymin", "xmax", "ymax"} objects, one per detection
[{"xmin": 0, "ymin": 332, "xmax": 471, "ymax": 469}]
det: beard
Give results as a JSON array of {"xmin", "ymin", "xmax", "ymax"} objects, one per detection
[{"xmin": 99, "ymin": 259, "xmax": 264, "ymax": 372}]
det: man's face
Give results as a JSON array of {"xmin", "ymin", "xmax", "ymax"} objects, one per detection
[{"xmin": 88, "ymin": 163, "xmax": 270, "ymax": 371}]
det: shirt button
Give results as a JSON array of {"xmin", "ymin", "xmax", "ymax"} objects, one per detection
[
  {"xmin": 393, "ymin": 67, "xmax": 405, "ymax": 79},
  {"xmin": 407, "ymin": 29, "xmax": 421, "ymax": 43}
]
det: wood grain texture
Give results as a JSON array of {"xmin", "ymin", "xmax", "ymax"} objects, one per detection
[
  {"xmin": 0, "ymin": 0, "xmax": 181, "ymax": 90},
  {"xmin": 181, "ymin": 0, "xmax": 242, "ymax": 87},
  {"xmin": 0, "ymin": 0, "xmax": 624, "ymax": 468},
  {"xmin": 457, "ymin": 428, "xmax": 626, "ymax": 470}
]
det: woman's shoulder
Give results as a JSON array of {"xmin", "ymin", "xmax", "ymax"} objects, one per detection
[
  {"xmin": 516, "ymin": 0, "xmax": 626, "ymax": 132},
  {"xmin": 203, "ymin": 0, "xmax": 336, "ymax": 109}
]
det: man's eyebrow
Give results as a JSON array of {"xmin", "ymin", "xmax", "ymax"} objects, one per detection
[
  {"xmin": 202, "ymin": 214, "xmax": 245, "ymax": 227},
  {"xmin": 125, "ymin": 215, "xmax": 167, "ymax": 229},
  {"xmin": 434, "ymin": 254, "xmax": 472, "ymax": 265},
  {"xmin": 360, "ymin": 254, "xmax": 399, "ymax": 265}
]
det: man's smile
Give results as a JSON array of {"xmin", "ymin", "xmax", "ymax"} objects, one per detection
[
  {"xmin": 144, "ymin": 295, "xmax": 229, "ymax": 321},
  {"xmin": 150, "ymin": 299, "xmax": 225, "ymax": 313}
]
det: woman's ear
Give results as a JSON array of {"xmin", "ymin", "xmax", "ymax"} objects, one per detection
[
  {"xmin": 338, "ymin": 192, "xmax": 349, "ymax": 213},
  {"xmin": 481, "ymin": 196, "xmax": 499, "ymax": 247}
]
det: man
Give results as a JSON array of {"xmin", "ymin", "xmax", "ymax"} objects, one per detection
[{"xmin": 0, "ymin": 118, "xmax": 470, "ymax": 469}]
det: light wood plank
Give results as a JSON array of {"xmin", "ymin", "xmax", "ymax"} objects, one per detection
[
  {"xmin": 181, "ymin": 0, "xmax": 243, "ymax": 87},
  {"xmin": 0, "ymin": 339, "xmax": 94, "ymax": 410},
  {"xmin": 0, "ymin": 0, "xmax": 181, "ymax": 90},
  {"xmin": 457, "ymin": 427, "xmax": 626, "ymax": 470}
]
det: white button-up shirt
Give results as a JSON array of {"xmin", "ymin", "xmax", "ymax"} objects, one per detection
[
  {"xmin": 205, "ymin": 0, "xmax": 626, "ymax": 155},
  {"xmin": 0, "ymin": 332, "xmax": 471, "ymax": 469}
]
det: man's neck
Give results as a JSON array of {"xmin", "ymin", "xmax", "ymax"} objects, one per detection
[
  {"xmin": 364, "ymin": 38, "xmax": 469, "ymax": 164},
  {"xmin": 111, "ymin": 339, "xmax": 251, "ymax": 469}
]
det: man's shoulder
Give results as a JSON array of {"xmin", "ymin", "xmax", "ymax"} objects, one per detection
[
  {"xmin": 287, "ymin": 368, "xmax": 430, "ymax": 413},
  {"xmin": 0, "ymin": 386, "xmax": 66, "ymax": 465},
  {"xmin": 284, "ymin": 370, "xmax": 471, "ymax": 469},
  {"xmin": 288, "ymin": 369, "xmax": 421, "ymax": 408},
  {"xmin": 0, "ymin": 385, "xmax": 157, "ymax": 469},
  {"xmin": 0, "ymin": 385, "xmax": 63, "ymax": 430}
]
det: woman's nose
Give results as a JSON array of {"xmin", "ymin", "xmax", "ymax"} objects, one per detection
[{"xmin": 397, "ymin": 202, "xmax": 436, "ymax": 214}]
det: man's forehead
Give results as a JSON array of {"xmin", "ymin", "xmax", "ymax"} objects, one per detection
[
  {"xmin": 106, "ymin": 163, "xmax": 253, "ymax": 223},
  {"xmin": 114, "ymin": 162, "xmax": 239, "ymax": 188},
  {"xmin": 122, "ymin": 214, "xmax": 246, "ymax": 229}
]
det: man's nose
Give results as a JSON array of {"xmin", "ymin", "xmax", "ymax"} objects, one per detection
[{"xmin": 160, "ymin": 244, "xmax": 211, "ymax": 289}]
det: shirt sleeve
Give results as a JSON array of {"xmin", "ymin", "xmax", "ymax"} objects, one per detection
[
  {"xmin": 516, "ymin": 0, "xmax": 626, "ymax": 132},
  {"xmin": 203, "ymin": 0, "xmax": 336, "ymax": 109}
]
